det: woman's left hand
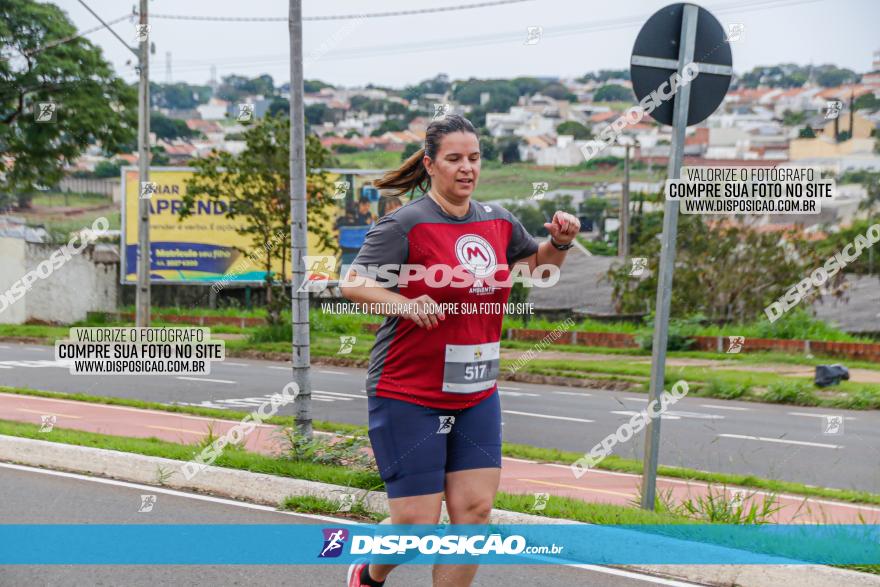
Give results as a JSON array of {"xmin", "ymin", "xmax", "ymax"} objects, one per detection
[{"xmin": 544, "ymin": 211, "xmax": 581, "ymax": 244}]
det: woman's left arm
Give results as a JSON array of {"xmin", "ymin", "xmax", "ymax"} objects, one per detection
[{"xmin": 519, "ymin": 210, "xmax": 581, "ymax": 272}]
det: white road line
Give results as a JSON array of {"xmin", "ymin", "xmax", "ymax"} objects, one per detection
[
  {"xmin": 311, "ymin": 390, "xmax": 365, "ymax": 399},
  {"xmin": 498, "ymin": 385, "xmax": 521, "ymax": 390},
  {"xmin": 553, "ymin": 391, "xmax": 593, "ymax": 397},
  {"xmin": 0, "ymin": 392, "xmax": 282, "ymax": 430},
  {"xmin": 717, "ymin": 433, "xmax": 843, "ymax": 449},
  {"xmin": 0, "ymin": 462, "xmax": 361, "ymax": 525},
  {"xmin": 311, "ymin": 397, "xmax": 334, "ymax": 402},
  {"xmin": 498, "ymin": 390, "xmax": 540, "ymax": 397},
  {"xmin": 318, "ymin": 370, "xmax": 347, "ymax": 375},
  {"xmin": 0, "ymin": 463, "xmax": 705, "ymax": 585},
  {"xmin": 313, "ymin": 394, "xmax": 353, "ymax": 402},
  {"xmin": 23, "ymin": 347, "xmax": 45, "ymax": 352},
  {"xmin": 222, "ymin": 362, "xmax": 249, "ymax": 367},
  {"xmin": 787, "ymin": 412, "xmax": 856, "ymax": 420},
  {"xmin": 565, "ymin": 564, "xmax": 708, "ymax": 587},
  {"xmin": 0, "ymin": 365, "xmax": 12, "ymax": 369},
  {"xmin": 543, "ymin": 461, "xmax": 880, "ymax": 513},
  {"xmin": 267, "ymin": 366, "xmax": 290, "ymax": 371},
  {"xmin": 700, "ymin": 404, "xmax": 750, "ymax": 411},
  {"xmin": 0, "ymin": 345, "xmax": 11, "ymax": 349},
  {"xmin": 503, "ymin": 410, "xmax": 593, "ymax": 423},
  {"xmin": 623, "ymin": 397, "xmax": 649, "ymax": 402},
  {"xmin": 612, "ymin": 410, "xmax": 681, "ymax": 420},
  {"xmin": 175, "ymin": 377, "xmax": 236, "ymax": 385}
]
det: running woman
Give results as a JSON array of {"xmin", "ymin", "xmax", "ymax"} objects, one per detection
[{"xmin": 341, "ymin": 114, "xmax": 579, "ymax": 587}]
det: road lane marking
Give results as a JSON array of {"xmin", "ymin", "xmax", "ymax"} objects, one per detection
[
  {"xmin": 503, "ymin": 410, "xmax": 593, "ymax": 423},
  {"xmin": 176, "ymin": 377, "xmax": 236, "ymax": 384},
  {"xmin": 553, "ymin": 391, "xmax": 592, "ymax": 396},
  {"xmin": 23, "ymin": 347, "xmax": 45, "ymax": 352},
  {"xmin": 623, "ymin": 397, "xmax": 649, "ymax": 402},
  {"xmin": 313, "ymin": 394, "xmax": 353, "ymax": 402},
  {"xmin": 717, "ymin": 433, "xmax": 842, "ymax": 449},
  {"xmin": 498, "ymin": 390, "xmax": 540, "ymax": 397},
  {"xmin": 0, "ymin": 392, "xmax": 281, "ymax": 429},
  {"xmin": 1, "ymin": 462, "xmax": 710, "ymax": 583},
  {"xmin": 787, "ymin": 412, "xmax": 856, "ymax": 420},
  {"xmin": 267, "ymin": 366, "xmax": 290, "ymax": 371},
  {"xmin": 0, "ymin": 462, "xmax": 362, "ymax": 525},
  {"xmin": 318, "ymin": 370, "xmax": 347, "ymax": 375},
  {"xmin": 519, "ymin": 477, "xmax": 632, "ymax": 499},
  {"xmin": 0, "ymin": 345, "xmax": 10, "ymax": 349},
  {"xmin": 311, "ymin": 390, "xmax": 365, "ymax": 399},
  {"xmin": 612, "ymin": 410, "xmax": 681, "ymax": 420},
  {"xmin": 700, "ymin": 404, "xmax": 750, "ymax": 411},
  {"xmin": 498, "ymin": 386, "xmax": 521, "ymax": 390},
  {"xmin": 146, "ymin": 425, "xmax": 204, "ymax": 435},
  {"xmin": 222, "ymin": 362, "xmax": 249, "ymax": 367},
  {"xmin": 16, "ymin": 408, "xmax": 81, "ymax": 419}
]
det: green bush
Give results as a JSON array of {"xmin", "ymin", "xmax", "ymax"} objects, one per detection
[
  {"xmin": 704, "ymin": 379, "xmax": 749, "ymax": 400},
  {"xmin": 763, "ymin": 380, "xmax": 819, "ymax": 406}
]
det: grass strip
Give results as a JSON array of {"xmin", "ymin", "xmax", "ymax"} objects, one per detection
[{"xmin": 2, "ymin": 386, "xmax": 878, "ymax": 506}]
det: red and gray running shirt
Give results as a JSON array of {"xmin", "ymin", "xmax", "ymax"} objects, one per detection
[{"xmin": 351, "ymin": 195, "xmax": 539, "ymax": 410}]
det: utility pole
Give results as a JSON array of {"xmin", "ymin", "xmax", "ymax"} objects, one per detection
[
  {"xmin": 289, "ymin": 0, "xmax": 312, "ymax": 437},
  {"xmin": 619, "ymin": 141, "xmax": 632, "ymax": 258},
  {"xmin": 136, "ymin": 0, "xmax": 151, "ymax": 327},
  {"xmin": 640, "ymin": 4, "xmax": 697, "ymax": 511}
]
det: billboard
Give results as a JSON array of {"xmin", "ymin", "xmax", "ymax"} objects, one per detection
[{"xmin": 121, "ymin": 167, "xmax": 388, "ymax": 285}]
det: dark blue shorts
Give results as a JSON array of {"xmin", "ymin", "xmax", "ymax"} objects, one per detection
[{"xmin": 367, "ymin": 391, "xmax": 502, "ymax": 498}]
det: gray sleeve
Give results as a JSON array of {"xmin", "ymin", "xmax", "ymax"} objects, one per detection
[
  {"xmin": 350, "ymin": 216, "xmax": 408, "ymax": 283},
  {"xmin": 506, "ymin": 211, "xmax": 540, "ymax": 264}
]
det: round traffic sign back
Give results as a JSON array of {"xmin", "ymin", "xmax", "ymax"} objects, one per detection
[{"xmin": 630, "ymin": 3, "xmax": 732, "ymax": 126}]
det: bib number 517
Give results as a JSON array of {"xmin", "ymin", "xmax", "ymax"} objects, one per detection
[{"xmin": 464, "ymin": 363, "xmax": 487, "ymax": 381}]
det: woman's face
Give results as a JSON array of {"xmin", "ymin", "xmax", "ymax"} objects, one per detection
[{"xmin": 425, "ymin": 131, "xmax": 481, "ymax": 201}]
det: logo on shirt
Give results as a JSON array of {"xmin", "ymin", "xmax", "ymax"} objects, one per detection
[{"xmin": 455, "ymin": 234, "xmax": 497, "ymax": 278}]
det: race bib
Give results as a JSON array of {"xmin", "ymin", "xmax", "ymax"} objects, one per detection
[{"xmin": 442, "ymin": 341, "xmax": 500, "ymax": 394}]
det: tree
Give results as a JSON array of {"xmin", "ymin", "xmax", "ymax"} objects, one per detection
[
  {"xmin": 506, "ymin": 203, "xmax": 546, "ymax": 236},
  {"xmin": 0, "ymin": 1, "xmax": 136, "ymax": 202},
  {"xmin": 799, "ymin": 125, "xmax": 816, "ymax": 138},
  {"xmin": 608, "ymin": 215, "xmax": 829, "ymax": 322},
  {"xmin": 370, "ymin": 118, "xmax": 407, "ymax": 136},
  {"xmin": 181, "ymin": 115, "xmax": 337, "ymax": 324},
  {"xmin": 854, "ymin": 93, "xmax": 880, "ymax": 111},
  {"xmin": 150, "ymin": 112, "xmax": 198, "ymax": 140},
  {"xmin": 497, "ymin": 136, "xmax": 521, "ymax": 163},
  {"xmin": 401, "ymin": 142, "xmax": 421, "ymax": 161},
  {"xmin": 541, "ymin": 82, "xmax": 576, "ymax": 101},
  {"xmin": 93, "ymin": 159, "xmax": 122, "ymax": 178},
  {"xmin": 556, "ymin": 121, "xmax": 592, "ymax": 140},
  {"xmin": 478, "ymin": 134, "xmax": 498, "ymax": 162},
  {"xmin": 593, "ymin": 84, "xmax": 632, "ymax": 102},
  {"xmin": 151, "ymin": 82, "xmax": 211, "ymax": 110}
]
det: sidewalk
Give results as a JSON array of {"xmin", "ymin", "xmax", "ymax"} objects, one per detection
[{"xmin": 2, "ymin": 391, "xmax": 878, "ymax": 524}]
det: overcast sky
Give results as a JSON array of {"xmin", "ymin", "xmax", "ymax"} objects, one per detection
[{"xmin": 55, "ymin": 0, "xmax": 880, "ymax": 89}]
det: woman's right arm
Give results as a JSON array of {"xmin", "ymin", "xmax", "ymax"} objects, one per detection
[{"xmin": 340, "ymin": 270, "xmax": 445, "ymax": 330}]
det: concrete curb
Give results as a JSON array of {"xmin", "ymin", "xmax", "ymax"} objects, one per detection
[{"xmin": 1, "ymin": 435, "xmax": 877, "ymax": 587}]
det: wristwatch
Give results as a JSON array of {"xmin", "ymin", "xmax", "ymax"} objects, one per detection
[{"xmin": 549, "ymin": 236, "xmax": 574, "ymax": 251}]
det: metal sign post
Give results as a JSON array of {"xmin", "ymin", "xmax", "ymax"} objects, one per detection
[{"xmin": 628, "ymin": 3, "xmax": 733, "ymax": 510}]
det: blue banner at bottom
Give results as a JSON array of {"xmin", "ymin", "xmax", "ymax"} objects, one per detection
[{"xmin": 1, "ymin": 524, "xmax": 878, "ymax": 565}]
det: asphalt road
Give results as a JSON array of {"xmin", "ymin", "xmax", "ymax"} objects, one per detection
[
  {"xmin": 0, "ymin": 463, "xmax": 705, "ymax": 587},
  {"xmin": 1, "ymin": 342, "xmax": 878, "ymax": 493}
]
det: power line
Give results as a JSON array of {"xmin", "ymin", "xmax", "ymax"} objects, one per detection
[
  {"xmin": 75, "ymin": 0, "xmax": 137, "ymax": 56},
  {"xmin": 143, "ymin": 0, "xmax": 533, "ymax": 22},
  {"xmin": 22, "ymin": 13, "xmax": 130, "ymax": 57},
  {"xmin": 135, "ymin": 0, "xmax": 827, "ymax": 76}
]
